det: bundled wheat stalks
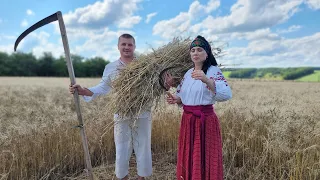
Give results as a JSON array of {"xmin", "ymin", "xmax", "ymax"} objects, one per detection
[
  {"xmin": 105, "ymin": 37, "xmax": 224, "ymax": 120},
  {"xmin": 104, "ymin": 38, "xmax": 192, "ymax": 119}
]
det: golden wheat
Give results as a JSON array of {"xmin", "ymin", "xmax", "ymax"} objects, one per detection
[{"xmin": 0, "ymin": 77, "xmax": 319, "ymax": 180}]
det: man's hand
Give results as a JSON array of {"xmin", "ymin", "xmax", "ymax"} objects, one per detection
[
  {"xmin": 166, "ymin": 91, "xmax": 180, "ymax": 104},
  {"xmin": 164, "ymin": 72, "xmax": 174, "ymax": 90},
  {"xmin": 191, "ymin": 70, "xmax": 209, "ymax": 83},
  {"xmin": 69, "ymin": 84, "xmax": 89, "ymax": 96}
]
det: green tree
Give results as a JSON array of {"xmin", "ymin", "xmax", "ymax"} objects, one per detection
[
  {"xmin": 71, "ymin": 54, "xmax": 86, "ymax": 77},
  {"xmin": 37, "ymin": 52, "xmax": 55, "ymax": 76},
  {"xmin": 229, "ymin": 68, "xmax": 257, "ymax": 78},
  {"xmin": 9, "ymin": 52, "xmax": 38, "ymax": 76},
  {"xmin": 0, "ymin": 51, "xmax": 110, "ymax": 77},
  {"xmin": 0, "ymin": 52, "xmax": 10, "ymax": 75},
  {"xmin": 84, "ymin": 57, "xmax": 109, "ymax": 77},
  {"xmin": 282, "ymin": 67, "xmax": 314, "ymax": 80},
  {"xmin": 53, "ymin": 56, "xmax": 68, "ymax": 77}
]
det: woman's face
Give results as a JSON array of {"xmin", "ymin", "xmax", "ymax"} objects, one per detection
[{"xmin": 190, "ymin": 47, "xmax": 208, "ymax": 64}]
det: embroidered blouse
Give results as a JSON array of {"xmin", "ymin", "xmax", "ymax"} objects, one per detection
[{"xmin": 176, "ymin": 65, "xmax": 232, "ymax": 106}]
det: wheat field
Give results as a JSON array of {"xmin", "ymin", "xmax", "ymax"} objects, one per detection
[{"xmin": 0, "ymin": 77, "xmax": 319, "ymax": 180}]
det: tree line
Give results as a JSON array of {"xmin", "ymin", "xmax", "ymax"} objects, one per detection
[
  {"xmin": 0, "ymin": 51, "xmax": 109, "ymax": 77},
  {"xmin": 0, "ymin": 51, "xmax": 317, "ymax": 80},
  {"xmin": 228, "ymin": 67, "xmax": 316, "ymax": 80}
]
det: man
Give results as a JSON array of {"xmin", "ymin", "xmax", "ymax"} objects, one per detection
[{"xmin": 69, "ymin": 34, "xmax": 152, "ymax": 180}]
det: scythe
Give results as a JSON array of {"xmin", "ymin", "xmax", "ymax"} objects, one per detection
[{"xmin": 14, "ymin": 11, "xmax": 94, "ymax": 180}]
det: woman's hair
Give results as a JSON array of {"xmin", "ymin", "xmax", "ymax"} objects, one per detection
[{"xmin": 190, "ymin": 35, "xmax": 218, "ymax": 74}]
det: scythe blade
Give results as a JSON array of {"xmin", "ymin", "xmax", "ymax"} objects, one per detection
[{"xmin": 14, "ymin": 12, "xmax": 59, "ymax": 51}]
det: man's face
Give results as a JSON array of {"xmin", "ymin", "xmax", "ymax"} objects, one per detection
[{"xmin": 118, "ymin": 37, "xmax": 135, "ymax": 58}]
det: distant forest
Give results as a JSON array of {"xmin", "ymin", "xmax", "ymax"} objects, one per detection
[
  {"xmin": 0, "ymin": 51, "xmax": 109, "ymax": 77},
  {"xmin": 224, "ymin": 67, "xmax": 319, "ymax": 80},
  {"xmin": 0, "ymin": 51, "xmax": 319, "ymax": 80}
]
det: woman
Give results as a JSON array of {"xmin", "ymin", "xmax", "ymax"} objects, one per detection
[{"xmin": 166, "ymin": 35, "xmax": 232, "ymax": 180}]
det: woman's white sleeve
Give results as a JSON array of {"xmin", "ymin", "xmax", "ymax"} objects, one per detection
[{"xmin": 210, "ymin": 68, "xmax": 232, "ymax": 102}]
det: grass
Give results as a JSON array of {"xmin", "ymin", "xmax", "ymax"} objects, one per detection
[
  {"xmin": 221, "ymin": 70, "xmax": 231, "ymax": 78},
  {"xmin": 0, "ymin": 77, "xmax": 319, "ymax": 180},
  {"xmin": 296, "ymin": 70, "xmax": 320, "ymax": 82},
  {"xmin": 261, "ymin": 72, "xmax": 283, "ymax": 80}
]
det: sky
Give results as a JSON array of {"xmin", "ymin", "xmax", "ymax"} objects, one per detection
[{"xmin": 0, "ymin": 0, "xmax": 320, "ymax": 67}]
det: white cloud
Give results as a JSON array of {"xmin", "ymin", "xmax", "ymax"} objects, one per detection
[
  {"xmin": 194, "ymin": 0, "xmax": 303, "ymax": 34},
  {"xmin": 21, "ymin": 19, "xmax": 28, "ymax": 27},
  {"xmin": 153, "ymin": 0, "xmax": 220, "ymax": 39},
  {"xmin": 152, "ymin": 0, "xmax": 319, "ymax": 41},
  {"xmin": 26, "ymin": 9, "xmax": 35, "ymax": 16},
  {"xmin": 117, "ymin": 16, "xmax": 142, "ymax": 28},
  {"xmin": 48, "ymin": 0, "xmax": 143, "ymax": 61},
  {"xmin": 189, "ymin": 0, "xmax": 220, "ymax": 18},
  {"xmin": 153, "ymin": 12, "xmax": 190, "ymax": 39},
  {"xmin": 231, "ymin": 28, "xmax": 280, "ymax": 41},
  {"xmin": 277, "ymin": 25, "xmax": 302, "ymax": 34},
  {"xmin": 149, "ymin": 0, "xmax": 319, "ymax": 67},
  {"xmin": 32, "ymin": 44, "xmax": 64, "ymax": 59},
  {"xmin": 207, "ymin": 0, "xmax": 221, "ymax": 12},
  {"xmin": 246, "ymin": 39, "xmax": 284, "ymax": 56},
  {"xmin": 13, "ymin": 28, "xmax": 132, "ymax": 61},
  {"xmin": 305, "ymin": 0, "xmax": 320, "ymax": 9},
  {"xmin": 153, "ymin": 40, "xmax": 168, "ymax": 46},
  {"xmin": 71, "ymin": 28, "xmax": 136, "ymax": 61},
  {"xmin": 145, "ymin": 12, "xmax": 157, "ymax": 23},
  {"xmin": 223, "ymin": 32, "xmax": 320, "ymax": 67},
  {"xmin": 0, "ymin": 35, "xmax": 16, "ymax": 54},
  {"xmin": 0, "ymin": 34, "xmax": 15, "ymax": 41},
  {"xmin": 16, "ymin": 31, "xmax": 64, "ymax": 58},
  {"xmin": 63, "ymin": 0, "xmax": 142, "ymax": 29},
  {"xmin": 0, "ymin": 44, "xmax": 14, "ymax": 54},
  {"xmin": 3, "ymin": 0, "xmax": 319, "ymax": 68}
]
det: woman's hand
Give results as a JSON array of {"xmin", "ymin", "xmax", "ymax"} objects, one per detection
[{"xmin": 191, "ymin": 70, "xmax": 209, "ymax": 83}]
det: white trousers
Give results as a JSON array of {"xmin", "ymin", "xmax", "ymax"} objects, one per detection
[{"xmin": 114, "ymin": 116, "xmax": 152, "ymax": 178}]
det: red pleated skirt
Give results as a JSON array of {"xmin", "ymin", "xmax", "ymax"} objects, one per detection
[{"xmin": 176, "ymin": 105, "xmax": 223, "ymax": 180}]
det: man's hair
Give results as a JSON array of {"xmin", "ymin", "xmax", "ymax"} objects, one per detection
[{"xmin": 118, "ymin": 33, "xmax": 135, "ymax": 44}]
